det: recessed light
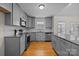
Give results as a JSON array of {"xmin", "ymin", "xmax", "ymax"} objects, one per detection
[{"xmin": 39, "ymin": 4, "xmax": 45, "ymax": 10}]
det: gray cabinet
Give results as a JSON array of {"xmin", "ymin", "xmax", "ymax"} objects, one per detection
[
  {"xmin": 13, "ymin": 3, "xmax": 21, "ymax": 26},
  {"xmin": 30, "ymin": 32, "xmax": 46, "ymax": 41},
  {"xmin": 51, "ymin": 35, "xmax": 79, "ymax": 56},
  {"xmin": 69, "ymin": 43, "xmax": 79, "ymax": 56},
  {"xmin": 5, "ymin": 35, "xmax": 26, "ymax": 56},
  {"xmin": 5, "ymin": 37, "xmax": 20, "ymax": 56},
  {"xmin": 26, "ymin": 16, "xmax": 35, "ymax": 28},
  {"xmin": 45, "ymin": 17, "xmax": 52, "ymax": 29},
  {"xmin": 45, "ymin": 33, "xmax": 52, "ymax": 41},
  {"xmin": 58, "ymin": 39, "xmax": 68, "ymax": 56},
  {"xmin": 20, "ymin": 34, "xmax": 25, "ymax": 55},
  {"xmin": 1, "ymin": 3, "xmax": 13, "ymax": 25},
  {"xmin": 51, "ymin": 34, "xmax": 57, "ymax": 48},
  {"xmin": 5, "ymin": 13, "xmax": 13, "ymax": 25},
  {"xmin": 4, "ymin": 3, "xmax": 27, "ymax": 26},
  {"xmin": 4, "ymin": 3, "xmax": 35, "ymax": 28},
  {"xmin": 30, "ymin": 32, "xmax": 36, "ymax": 41},
  {"xmin": 36, "ymin": 32, "xmax": 45, "ymax": 41}
]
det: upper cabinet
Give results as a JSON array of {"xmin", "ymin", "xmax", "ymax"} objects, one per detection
[
  {"xmin": 5, "ymin": 13, "xmax": 12, "ymax": 25},
  {"xmin": 13, "ymin": 4, "xmax": 27, "ymax": 26},
  {"xmin": 13, "ymin": 3, "xmax": 35, "ymax": 28},
  {"xmin": 26, "ymin": 16, "xmax": 35, "ymax": 28},
  {"xmin": 0, "ymin": 3, "xmax": 13, "ymax": 25},
  {"xmin": 3, "ymin": 3, "xmax": 35, "ymax": 29},
  {"xmin": 45, "ymin": 17, "xmax": 52, "ymax": 29}
]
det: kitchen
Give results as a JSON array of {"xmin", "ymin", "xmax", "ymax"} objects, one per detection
[{"xmin": 0, "ymin": 3, "xmax": 79, "ymax": 56}]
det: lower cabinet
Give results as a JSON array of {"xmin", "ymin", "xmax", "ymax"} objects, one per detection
[
  {"xmin": 20, "ymin": 34, "xmax": 25, "ymax": 55},
  {"xmin": 70, "ymin": 43, "xmax": 79, "ymax": 56},
  {"xmin": 58, "ymin": 39, "xmax": 68, "ymax": 56},
  {"xmin": 36, "ymin": 32, "xmax": 45, "ymax": 41},
  {"xmin": 52, "ymin": 36, "xmax": 79, "ymax": 56},
  {"xmin": 30, "ymin": 32, "xmax": 45, "ymax": 41},
  {"xmin": 30, "ymin": 32, "xmax": 36, "ymax": 41},
  {"xmin": 5, "ymin": 35, "xmax": 26, "ymax": 56}
]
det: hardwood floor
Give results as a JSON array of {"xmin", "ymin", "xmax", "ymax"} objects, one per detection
[{"xmin": 22, "ymin": 42, "xmax": 57, "ymax": 56}]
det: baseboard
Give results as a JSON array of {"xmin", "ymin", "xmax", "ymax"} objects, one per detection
[{"xmin": 30, "ymin": 40, "xmax": 51, "ymax": 42}]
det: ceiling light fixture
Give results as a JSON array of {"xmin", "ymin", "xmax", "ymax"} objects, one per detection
[
  {"xmin": 39, "ymin": 4, "xmax": 45, "ymax": 10},
  {"xmin": 66, "ymin": 3, "xmax": 72, "ymax": 8}
]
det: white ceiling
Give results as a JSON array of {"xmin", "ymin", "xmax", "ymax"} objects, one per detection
[
  {"xmin": 18, "ymin": 3, "xmax": 79, "ymax": 17},
  {"xmin": 57, "ymin": 3, "xmax": 79, "ymax": 16}
]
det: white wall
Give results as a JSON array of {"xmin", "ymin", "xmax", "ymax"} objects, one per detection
[
  {"xmin": 53, "ymin": 16, "xmax": 79, "ymax": 38},
  {"xmin": 0, "ymin": 12, "xmax": 4, "ymax": 56}
]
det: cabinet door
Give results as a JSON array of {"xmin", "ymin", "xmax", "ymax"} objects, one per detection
[
  {"xmin": 36, "ymin": 32, "xmax": 45, "ymax": 41},
  {"xmin": 5, "ymin": 37, "xmax": 20, "ymax": 56},
  {"xmin": 60, "ymin": 40, "xmax": 68, "ymax": 56},
  {"xmin": 70, "ymin": 43, "xmax": 79, "ymax": 56},
  {"xmin": 20, "ymin": 34, "xmax": 25, "ymax": 55},
  {"xmin": 51, "ymin": 35, "xmax": 57, "ymax": 48},
  {"xmin": 1, "ymin": 3, "xmax": 13, "ymax": 25},
  {"xmin": 28, "ymin": 18, "xmax": 32, "ymax": 28},
  {"xmin": 13, "ymin": 4, "xmax": 20, "ymax": 26},
  {"xmin": 5, "ymin": 13, "xmax": 13, "ymax": 25},
  {"xmin": 30, "ymin": 32, "xmax": 36, "ymax": 41},
  {"xmin": 31, "ymin": 17, "xmax": 35, "ymax": 28},
  {"xmin": 55, "ymin": 38, "xmax": 62, "ymax": 54},
  {"xmin": 26, "ymin": 20, "xmax": 29, "ymax": 27},
  {"xmin": 27, "ymin": 16, "xmax": 35, "ymax": 28},
  {"xmin": 45, "ymin": 17, "xmax": 52, "ymax": 29}
]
